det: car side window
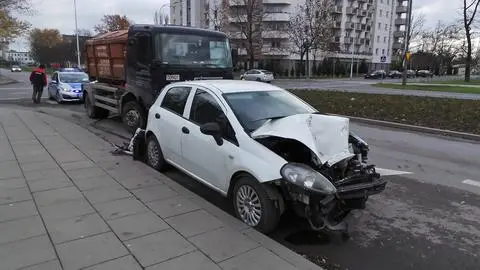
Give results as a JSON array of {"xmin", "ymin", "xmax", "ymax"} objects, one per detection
[
  {"xmin": 52, "ymin": 73, "xmax": 58, "ymax": 82},
  {"xmin": 160, "ymin": 87, "xmax": 192, "ymax": 115},
  {"xmin": 189, "ymin": 89, "xmax": 237, "ymax": 144}
]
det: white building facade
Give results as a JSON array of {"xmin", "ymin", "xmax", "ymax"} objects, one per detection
[
  {"xmin": 3, "ymin": 50, "xmax": 34, "ymax": 65},
  {"xmin": 169, "ymin": 0, "xmax": 410, "ymax": 72}
]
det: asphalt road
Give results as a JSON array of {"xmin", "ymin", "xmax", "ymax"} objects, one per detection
[
  {"xmin": 1, "ymin": 69, "xmax": 480, "ymax": 270},
  {"xmin": 2, "ymin": 68, "xmax": 480, "ymax": 101}
]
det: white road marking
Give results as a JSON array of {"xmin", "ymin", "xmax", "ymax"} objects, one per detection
[
  {"xmin": 462, "ymin": 179, "xmax": 480, "ymax": 188},
  {"xmin": 0, "ymin": 88, "xmax": 30, "ymax": 90},
  {"xmin": 375, "ymin": 167, "xmax": 413, "ymax": 176}
]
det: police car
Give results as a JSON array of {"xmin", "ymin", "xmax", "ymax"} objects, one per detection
[{"xmin": 47, "ymin": 69, "xmax": 89, "ymax": 103}]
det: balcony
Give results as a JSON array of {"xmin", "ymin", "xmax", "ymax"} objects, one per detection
[
  {"xmin": 263, "ymin": 0, "xmax": 291, "ymax": 4},
  {"xmin": 392, "ymin": 42, "xmax": 403, "ymax": 50},
  {"xmin": 334, "ymin": 21, "xmax": 342, "ymax": 28},
  {"xmin": 264, "ymin": 12, "xmax": 290, "ymax": 21},
  {"xmin": 395, "ymin": 18, "xmax": 407, "ymax": 25},
  {"xmin": 359, "ymin": 10, "xmax": 367, "ymax": 16},
  {"xmin": 396, "ymin": 5, "xmax": 408, "ymax": 13},
  {"xmin": 345, "ymin": 22, "xmax": 354, "ymax": 29},
  {"xmin": 262, "ymin": 30, "xmax": 289, "ymax": 39},
  {"xmin": 355, "ymin": 23, "xmax": 362, "ymax": 31},
  {"xmin": 332, "ymin": 5, "xmax": 343, "ymax": 13},
  {"xmin": 344, "ymin": 37, "xmax": 354, "ymax": 44},
  {"xmin": 334, "ymin": 36, "xmax": 341, "ymax": 43},
  {"xmin": 346, "ymin": 7, "xmax": 355, "ymax": 14},
  {"xmin": 393, "ymin": 30, "xmax": 405, "ymax": 38}
]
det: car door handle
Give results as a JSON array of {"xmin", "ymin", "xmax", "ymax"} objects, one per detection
[
  {"xmin": 155, "ymin": 113, "xmax": 160, "ymax": 119},
  {"xmin": 182, "ymin": 127, "xmax": 189, "ymax": 134}
]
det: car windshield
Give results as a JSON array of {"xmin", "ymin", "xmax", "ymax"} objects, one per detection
[
  {"xmin": 156, "ymin": 33, "xmax": 233, "ymax": 68},
  {"xmin": 12, "ymin": 65, "xmax": 20, "ymax": 68},
  {"xmin": 223, "ymin": 90, "xmax": 315, "ymax": 132},
  {"xmin": 59, "ymin": 73, "xmax": 89, "ymax": 83}
]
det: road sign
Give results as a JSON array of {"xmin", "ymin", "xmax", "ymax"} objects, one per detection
[{"xmin": 405, "ymin": 51, "xmax": 411, "ymax": 61}]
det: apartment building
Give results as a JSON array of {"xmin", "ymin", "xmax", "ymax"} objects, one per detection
[
  {"xmin": 4, "ymin": 50, "xmax": 34, "ymax": 65},
  {"xmin": 170, "ymin": 0, "xmax": 410, "ymax": 72}
]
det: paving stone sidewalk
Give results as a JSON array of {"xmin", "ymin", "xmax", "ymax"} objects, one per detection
[{"xmin": 0, "ymin": 108, "xmax": 323, "ymax": 270}]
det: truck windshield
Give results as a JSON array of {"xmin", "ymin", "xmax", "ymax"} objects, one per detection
[{"xmin": 156, "ymin": 33, "xmax": 233, "ymax": 68}]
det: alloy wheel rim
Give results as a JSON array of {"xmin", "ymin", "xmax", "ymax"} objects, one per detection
[
  {"xmin": 236, "ymin": 185, "xmax": 262, "ymax": 226},
  {"xmin": 147, "ymin": 139, "xmax": 159, "ymax": 167}
]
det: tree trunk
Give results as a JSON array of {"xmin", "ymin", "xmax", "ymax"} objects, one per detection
[{"xmin": 465, "ymin": 32, "xmax": 472, "ymax": 82}]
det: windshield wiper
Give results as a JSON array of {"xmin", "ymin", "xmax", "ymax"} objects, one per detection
[{"xmin": 249, "ymin": 115, "xmax": 288, "ymax": 123}]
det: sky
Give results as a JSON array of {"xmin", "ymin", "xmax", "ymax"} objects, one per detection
[{"xmin": 10, "ymin": 0, "xmax": 462, "ymax": 51}]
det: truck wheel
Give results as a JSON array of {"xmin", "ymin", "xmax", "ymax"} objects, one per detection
[
  {"xmin": 232, "ymin": 175, "xmax": 280, "ymax": 234},
  {"xmin": 85, "ymin": 93, "xmax": 109, "ymax": 119},
  {"xmin": 122, "ymin": 101, "xmax": 147, "ymax": 134}
]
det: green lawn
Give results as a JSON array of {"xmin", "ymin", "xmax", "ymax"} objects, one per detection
[
  {"xmin": 435, "ymin": 79, "xmax": 480, "ymax": 85},
  {"xmin": 373, "ymin": 83, "xmax": 480, "ymax": 94}
]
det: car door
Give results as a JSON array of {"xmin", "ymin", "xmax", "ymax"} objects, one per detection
[
  {"xmin": 152, "ymin": 86, "xmax": 193, "ymax": 167},
  {"xmin": 180, "ymin": 87, "xmax": 239, "ymax": 193},
  {"xmin": 48, "ymin": 72, "xmax": 59, "ymax": 96}
]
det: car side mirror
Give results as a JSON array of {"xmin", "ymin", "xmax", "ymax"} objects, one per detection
[{"xmin": 200, "ymin": 122, "xmax": 223, "ymax": 146}]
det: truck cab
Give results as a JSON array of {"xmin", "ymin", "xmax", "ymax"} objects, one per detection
[{"xmin": 83, "ymin": 24, "xmax": 234, "ymax": 133}]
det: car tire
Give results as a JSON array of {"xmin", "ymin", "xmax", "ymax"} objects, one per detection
[
  {"xmin": 256, "ymin": 78, "xmax": 261, "ymax": 82},
  {"xmin": 56, "ymin": 90, "xmax": 63, "ymax": 104},
  {"xmin": 85, "ymin": 93, "xmax": 109, "ymax": 119},
  {"xmin": 122, "ymin": 101, "xmax": 147, "ymax": 134},
  {"xmin": 146, "ymin": 134, "xmax": 169, "ymax": 172},
  {"xmin": 232, "ymin": 174, "xmax": 281, "ymax": 234}
]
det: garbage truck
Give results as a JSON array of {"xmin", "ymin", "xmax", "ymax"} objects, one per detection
[{"xmin": 82, "ymin": 24, "xmax": 234, "ymax": 133}]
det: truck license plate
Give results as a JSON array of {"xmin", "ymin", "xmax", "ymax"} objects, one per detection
[{"xmin": 166, "ymin": 74, "xmax": 180, "ymax": 81}]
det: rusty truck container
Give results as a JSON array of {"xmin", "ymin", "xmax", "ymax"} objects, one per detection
[{"xmin": 84, "ymin": 30, "xmax": 128, "ymax": 84}]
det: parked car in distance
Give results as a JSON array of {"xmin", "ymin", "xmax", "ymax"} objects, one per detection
[
  {"xmin": 416, "ymin": 70, "xmax": 434, "ymax": 78},
  {"xmin": 11, "ymin": 65, "xmax": 22, "ymax": 72},
  {"xmin": 240, "ymin": 69, "xmax": 274, "ymax": 82},
  {"xmin": 407, "ymin": 69, "xmax": 416, "ymax": 78},
  {"xmin": 364, "ymin": 70, "xmax": 386, "ymax": 79},
  {"xmin": 144, "ymin": 80, "xmax": 386, "ymax": 234},
  {"xmin": 387, "ymin": 70, "xmax": 402, "ymax": 78},
  {"xmin": 48, "ymin": 71, "xmax": 89, "ymax": 103}
]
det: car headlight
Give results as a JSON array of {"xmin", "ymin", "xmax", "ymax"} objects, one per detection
[
  {"xmin": 280, "ymin": 163, "xmax": 336, "ymax": 195},
  {"xmin": 61, "ymin": 87, "xmax": 71, "ymax": 92}
]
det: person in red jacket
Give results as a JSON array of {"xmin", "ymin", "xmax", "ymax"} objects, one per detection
[{"xmin": 29, "ymin": 64, "xmax": 47, "ymax": 104}]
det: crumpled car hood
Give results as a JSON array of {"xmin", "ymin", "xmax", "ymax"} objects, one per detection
[{"xmin": 251, "ymin": 113, "xmax": 354, "ymax": 166}]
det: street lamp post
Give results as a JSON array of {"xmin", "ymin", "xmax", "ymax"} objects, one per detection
[
  {"xmin": 401, "ymin": 0, "xmax": 413, "ymax": 86},
  {"xmin": 350, "ymin": 39, "xmax": 355, "ymax": 79},
  {"xmin": 73, "ymin": 0, "xmax": 81, "ymax": 67}
]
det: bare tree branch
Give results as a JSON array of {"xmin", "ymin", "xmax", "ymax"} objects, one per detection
[{"xmin": 462, "ymin": 0, "xmax": 480, "ymax": 81}]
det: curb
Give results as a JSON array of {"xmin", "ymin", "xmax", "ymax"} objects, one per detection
[{"xmin": 328, "ymin": 113, "xmax": 480, "ymax": 142}]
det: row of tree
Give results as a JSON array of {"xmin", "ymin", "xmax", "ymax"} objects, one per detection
[{"xmin": 27, "ymin": 14, "xmax": 133, "ymax": 65}]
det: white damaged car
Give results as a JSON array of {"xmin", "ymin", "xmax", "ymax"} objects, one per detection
[{"xmin": 144, "ymin": 80, "xmax": 387, "ymax": 234}]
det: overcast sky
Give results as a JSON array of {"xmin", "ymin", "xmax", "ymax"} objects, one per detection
[{"xmin": 11, "ymin": 0, "xmax": 462, "ymax": 51}]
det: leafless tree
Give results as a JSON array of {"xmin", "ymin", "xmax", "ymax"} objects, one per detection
[
  {"xmin": 287, "ymin": 0, "xmax": 335, "ymax": 76},
  {"xmin": 408, "ymin": 11, "xmax": 426, "ymax": 50},
  {"xmin": 206, "ymin": 0, "xmax": 230, "ymax": 32},
  {"xmin": 154, "ymin": 11, "xmax": 169, "ymax": 25},
  {"xmin": 0, "ymin": 0, "xmax": 34, "ymax": 43},
  {"xmin": 462, "ymin": 0, "xmax": 480, "ymax": 81},
  {"xmin": 227, "ymin": 0, "xmax": 268, "ymax": 68},
  {"xmin": 420, "ymin": 21, "xmax": 463, "ymax": 74}
]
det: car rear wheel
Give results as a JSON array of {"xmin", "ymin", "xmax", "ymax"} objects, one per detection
[
  {"xmin": 146, "ymin": 134, "xmax": 169, "ymax": 172},
  {"xmin": 232, "ymin": 175, "xmax": 280, "ymax": 234}
]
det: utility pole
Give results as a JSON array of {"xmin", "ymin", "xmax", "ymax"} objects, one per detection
[
  {"xmin": 73, "ymin": 0, "xmax": 81, "ymax": 67},
  {"xmin": 401, "ymin": 0, "xmax": 413, "ymax": 86},
  {"xmin": 350, "ymin": 39, "xmax": 354, "ymax": 78}
]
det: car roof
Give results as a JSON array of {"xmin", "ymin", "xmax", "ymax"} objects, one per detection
[
  {"xmin": 168, "ymin": 80, "xmax": 284, "ymax": 94},
  {"xmin": 57, "ymin": 71, "xmax": 87, "ymax": 75}
]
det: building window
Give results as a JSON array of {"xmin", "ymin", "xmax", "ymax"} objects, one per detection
[
  {"xmin": 380, "ymin": 0, "xmax": 383, "ymax": 3},
  {"xmin": 387, "ymin": 0, "xmax": 389, "ymax": 4},
  {"xmin": 384, "ymin": 36, "xmax": 387, "ymax": 43},
  {"xmin": 382, "ymin": 49, "xmax": 385, "ymax": 55},
  {"xmin": 385, "ymin": 24, "xmax": 388, "ymax": 30},
  {"xmin": 377, "ymin": 35, "xmax": 380, "ymax": 42},
  {"xmin": 380, "ymin": 10, "xmax": 382, "ymax": 16},
  {"xmin": 375, "ymin": 48, "xmax": 378, "ymax": 55},
  {"xmin": 378, "ymin": 22, "xmax": 381, "ymax": 28},
  {"xmin": 386, "ymin": 11, "xmax": 389, "ymax": 17}
]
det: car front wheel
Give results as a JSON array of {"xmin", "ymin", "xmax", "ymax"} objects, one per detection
[
  {"xmin": 232, "ymin": 175, "xmax": 280, "ymax": 234},
  {"xmin": 146, "ymin": 134, "xmax": 169, "ymax": 172}
]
